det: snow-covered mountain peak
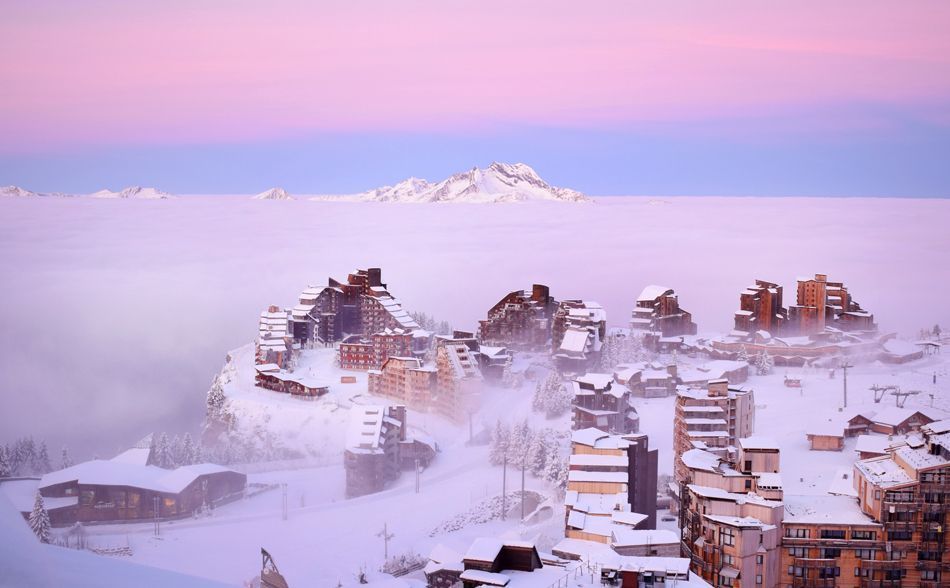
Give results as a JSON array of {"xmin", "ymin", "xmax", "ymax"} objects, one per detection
[
  {"xmin": 0, "ymin": 185, "xmax": 39, "ymax": 198},
  {"xmin": 324, "ymin": 162, "xmax": 589, "ymax": 203},
  {"xmin": 90, "ymin": 186, "xmax": 175, "ymax": 199},
  {"xmin": 252, "ymin": 187, "xmax": 294, "ymax": 200}
]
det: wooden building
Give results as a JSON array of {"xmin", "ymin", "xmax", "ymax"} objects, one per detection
[
  {"xmin": 254, "ymin": 364, "xmax": 329, "ymax": 397},
  {"xmin": 629, "ymin": 285, "xmax": 697, "ymax": 343},
  {"xmin": 733, "ymin": 280, "xmax": 788, "ymax": 337},
  {"xmin": 851, "ymin": 419, "xmax": 950, "ymax": 587},
  {"xmin": 781, "ymin": 494, "xmax": 886, "ymax": 588},
  {"xmin": 477, "ymin": 284, "xmax": 557, "ymax": 350},
  {"xmin": 552, "ymin": 300, "xmax": 607, "ymax": 372},
  {"xmin": 37, "ymin": 461, "xmax": 246, "ymax": 526},
  {"xmin": 343, "ymin": 405, "xmax": 406, "ymax": 498},
  {"xmin": 571, "ymin": 373, "xmax": 639, "ymax": 434},
  {"xmin": 459, "ymin": 538, "xmax": 542, "ymax": 588}
]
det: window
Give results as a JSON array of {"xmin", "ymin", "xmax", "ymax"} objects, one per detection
[
  {"xmin": 755, "ymin": 575, "xmax": 762, "ymax": 585},
  {"xmin": 874, "ymin": 490, "xmax": 881, "ymax": 500},
  {"xmin": 785, "ymin": 528, "xmax": 810, "ymax": 539},
  {"xmin": 820, "ymin": 530, "xmax": 846, "ymax": 540},
  {"xmin": 919, "ymin": 550, "xmax": 942, "ymax": 562},
  {"xmin": 852, "ymin": 530, "xmax": 876, "ymax": 540},
  {"xmin": 855, "ymin": 567, "xmax": 870, "ymax": 578},
  {"xmin": 756, "ymin": 555, "xmax": 763, "ymax": 565},
  {"xmin": 788, "ymin": 566, "xmax": 805, "ymax": 578},
  {"xmin": 818, "ymin": 567, "xmax": 840, "ymax": 579},
  {"xmin": 128, "ymin": 492, "xmax": 140, "ymax": 509},
  {"xmin": 80, "ymin": 490, "xmax": 95, "ymax": 506},
  {"xmin": 720, "ymin": 528, "xmax": 735, "ymax": 547},
  {"xmin": 854, "ymin": 549, "xmax": 875, "ymax": 560},
  {"xmin": 921, "ymin": 570, "xmax": 940, "ymax": 581},
  {"xmin": 788, "ymin": 547, "xmax": 808, "ymax": 558},
  {"xmin": 820, "ymin": 548, "xmax": 841, "ymax": 558},
  {"xmin": 888, "ymin": 531, "xmax": 913, "ymax": 541},
  {"xmin": 745, "ymin": 479, "xmax": 752, "ymax": 490},
  {"xmin": 719, "ymin": 577, "xmax": 733, "ymax": 587},
  {"xmin": 112, "ymin": 490, "xmax": 127, "ymax": 508}
]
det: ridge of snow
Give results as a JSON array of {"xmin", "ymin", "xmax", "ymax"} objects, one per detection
[
  {"xmin": 1, "ymin": 185, "xmax": 39, "ymax": 198},
  {"xmin": 252, "ymin": 187, "xmax": 294, "ymax": 200},
  {"xmin": 314, "ymin": 162, "xmax": 590, "ymax": 203},
  {"xmin": 90, "ymin": 186, "xmax": 175, "ymax": 199}
]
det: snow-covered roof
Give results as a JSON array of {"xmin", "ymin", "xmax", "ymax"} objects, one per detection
[
  {"xmin": 869, "ymin": 406, "xmax": 932, "ymax": 427},
  {"xmin": 924, "ymin": 418, "xmax": 950, "ymax": 435},
  {"xmin": 559, "ymin": 328, "xmax": 592, "ymax": 354},
  {"xmin": 637, "ymin": 285, "xmax": 672, "ymax": 303},
  {"xmin": 345, "ymin": 406, "xmax": 391, "ymax": 452},
  {"xmin": 755, "ymin": 472, "xmax": 782, "ymax": 489},
  {"xmin": 610, "ymin": 529, "xmax": 678, "ymax": 547},
  {"xmin": 827, "ymin": 468, "xmax": 858, "ymax": 497},
  {"xmin": 783, "ymin": 494, "xmax": 878, "ymax": 526},
  {"xmin": 574, "ymin": 373, "xmax": 613, "ymax": 390},
  {"xmin": 569, "ymin": 454, "xmax": 628, "ymax": 468},
  {"xmin": 459, "ymin": 569, "xmax": 510, "ymax": 586},
  {"xmin": 110, "ymin": 447, "xmax": 151, "ymax": 466},
  {"xmin": 680, "ymin": 449, "xmax": 721, "ymax": 472},
  {"xmin": 464, "ymin": 537, "xmax": 504, "ymax": 562},
  {"xmin": 704, "ymin": 515, "xmax": 774, "ymax": 530},
  {"xmin": 854, "ymin": 455, "xmax": 915, "ymax": 489},
  {"xmin": 854, "ymin": 435, "xmax": 898, "ymax": 455},
  {"xmin": 893, "ymin": 444, "xmax": 948, "ymax": 471},
  {"xmin": 39, "ymin": 461, "xmax": 237, "ymax": 494},
  {"xmin": 687, "ymin": 485, "xmax": 781, "ymax": 507},
  {"xmin": 571, "ymin": 428, "xmax": 628, "ymax": 450},
  {"xmin": 738, "ymin": 436, "xmax": 780, "ymax": 451},
  {"xmin": 0, "ymin": 479, "xmax": 78, "ymax": 513}
]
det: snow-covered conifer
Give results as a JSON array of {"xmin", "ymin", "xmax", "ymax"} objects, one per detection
[
  {"xmin": 0, "ymin": 446, "xmax": 10, "ymax": 477},
  {"xmin": 29, "ymin": 491, "xmax": 51, "ymax": 543},
  {"xmin": 531, "ymin": 382, "xmax": 545, "ymax": 412},
  {"xmin": 60, "ymin": 446, "xmax": 73, "ymax": 470},
  {"xmin": 36, "ymin": 442, "xmax": 51, "ymax": 474},
  {"xmin": 156, "ymin": 432, "xmax": 173, "ymax": 469},
  {"xmin": 737, "ymin": 345, "xmax": 750, "ymax": 363},
  {"xmin": 489, "ymin": 420, "xmax": 511, "ymax": 466},
  {"xmin": 181, "ymin": 433, "xmax": 196, "ymax": 466}
]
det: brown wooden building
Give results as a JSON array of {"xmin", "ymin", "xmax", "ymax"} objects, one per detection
[{"xmin": 37, "ymin": 461, "xmax": 246, "ymax": 526}]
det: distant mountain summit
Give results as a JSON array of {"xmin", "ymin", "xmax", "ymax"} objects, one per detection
[
  {"xmin": 1, "ymin": 185, "xmax": 39, "ymax": 198},
  {"xmin": 319, "ymin": 162, "xmax": 589, "ymax": 203},
  {"xmin": 90, "ymin": 186, "xmax": 174, "ymax": 199},
  {"xmin": 252, "ymin": 187, "xmax": 294, "ymax": 200}
]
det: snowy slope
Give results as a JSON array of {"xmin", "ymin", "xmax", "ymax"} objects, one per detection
[
  {"xmin": 90, "ymin": 186, "xmax": 175, "ymax": 199},
  {"xmin": 0, "ymin": 493, "xmax": 233, "ymax": 587},
  {"xmin": 252, "ymin": 187, "xmax": 294, "ymax": 200},
  {"xmin": 317, "ymin": 162, "xmax": 589, "ymax": 203}
]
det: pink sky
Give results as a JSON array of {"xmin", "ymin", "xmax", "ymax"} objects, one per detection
[{"xmin": 2, "ymin": 1, "xmax": 950, "ymax": 153}]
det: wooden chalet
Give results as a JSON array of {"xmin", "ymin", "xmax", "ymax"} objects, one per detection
[
  {"xmin": 37, "ymin": 460, "xmax": 246, "ymax": 526},
  {"xmin": 254, "ymin": 364, "xmax": 329, "ymax": 397},
  {"xmin": 460, "ymin": 538, "xmax": 542, "ymax": 588}
]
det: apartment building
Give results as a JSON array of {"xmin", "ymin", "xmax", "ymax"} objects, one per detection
[{"xmin": 477, "ymin": 284, "xmax": 557, "ymax": 350}]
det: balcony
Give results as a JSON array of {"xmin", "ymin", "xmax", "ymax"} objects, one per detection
[
  {"xmin": 860, "ymin": 560, "xmax": 903, "ymax": 571},
  {"xmin": 883, "ymin": 520, "xmax": 916, "ymax": 531},
  {"xmin": 794, "ymin": 558, "xmax": 838, "ymax": 569},
  {"xmin": 859, "ymin": 581, "xmax": 903, "ymax": 588},
  {"xmin": 792, "ymin": 578, "xmax": 836, "ymax": 588},
  {"xmin": 882, "ymin": 501, "xmax": 918, "ymax": 512}
]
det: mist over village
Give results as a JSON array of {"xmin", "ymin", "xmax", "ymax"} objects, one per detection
[{"xmin": 2, "ymin": 3, "xmax": 950, "ymax": 588}]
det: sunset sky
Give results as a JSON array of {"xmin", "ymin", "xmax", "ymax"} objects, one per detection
[{"xmin": 2, "ymin": 1, "xmax": 950, "ymax": 195}]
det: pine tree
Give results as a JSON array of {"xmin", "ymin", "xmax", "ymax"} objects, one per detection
[
  {"xmin": 510, "ymin": 420, "xmax": 533, "ymax": 469},
  {"xmin": 22, "ymin": 437, "xmax": 37, "ymax": 475},
  {"xmin": 36, "ymin": 442, "xmax": 51, "ymax": 474},
  {"xmin": 531, "ymin": 383, "xmax": 545, "ymax": 412},
  {"xmin": 737, "ymin": 345, "xmax": 750, "ymax": 363},
  {"xmin": 0, "ymin": 445, "xmax": 10, "ymax": 477},
  {"xmin": 206, "ymin": 375, "xmax": 227, "ymax": 421},
  {"xmin": 60, "ymin": 447, "xmax": 73, "ymax": 470},
  {"xmin": 29, "ymin": 491, "xmax": 51, "ymax": 543},
  {"xmin": 181, "ymin": 433, "xmax": 196, "ymax": 466},
  {"xmin": 489, "ymin": 420, "xmax": 511, "ymax": 466},
  {"xmin": 934, "ymin": 324, "xmax": 942, "ymax": 338},
  {"xmin": 543, "ymin": 444, "xmax": 563, "ymax": 485},
  {"xmin": 755, "ymin": 350, "xmax": 774, "ymax": 376},
  {"xmin": 156, "ymin": 433, "xmax": 173, "ymax": 469},
  {"xmin": 171, "ymin": 435, "xmax": 183, "ymax": 467},
  {"xmin": 501, "ymin": 357, "xmax": 515, "ymax": 388},
  {"xmin": 528, "ymin": 431, "xmax": 549, "ymax": 477}
]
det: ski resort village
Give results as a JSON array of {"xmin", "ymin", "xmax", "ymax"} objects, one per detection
[{"xmin": 2, "ymin": 264, "xmax": 948, "ymax": 588}]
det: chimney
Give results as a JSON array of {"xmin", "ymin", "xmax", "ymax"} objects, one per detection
[{"xmin": 367, "ymin": 267, "xmax": 382, "ymax": 287}]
